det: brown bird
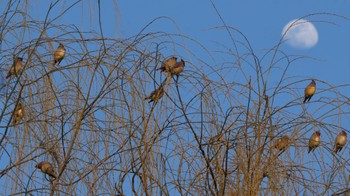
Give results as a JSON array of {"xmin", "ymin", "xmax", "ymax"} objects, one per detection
[
  {"xmin": 304, "ymin": 80, "xmax": 316, "ymax": 103},
  {"xmin": 35, "ymin": 161, "xmax": 57, "ymax": 179},
  {"xmin": 158, "ymin": 57, "xmax": 177, "ymax": 73},
  {"xmin": 334, "ymin": 131, "xmax": 347, "ymax": 154},
  {"xmin": 145, "ymin": 85, "xmax": 165, "ymax": 103},
  {"xmin": 53, "ymin": 43, "xmax": 66, "ymax": 65},
  {"xmin": 308, "ymin": 131, "xmax": 321, "ymax": 153},
  {"xmin": 274, "ymin": 135, "xmax": 290, "ymax": 152},
  {"xmin": 6, "ymin": 57, "xmax": 22, "ymax": 79},
  {"xmin": 13, "ymin": 102, "xmax": 23, "ymax": 125},
  {"xmin": 169, "ymin": 59, "xmax": 185, "ymax": 76}
]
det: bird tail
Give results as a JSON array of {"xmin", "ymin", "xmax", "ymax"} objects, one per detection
[
  {"xmin": 303, "ymin": 97, "xmax": 308, "ymax": 103},
  {"xmin": 144, "ymin": 97, "xmax": 153, "ymax": 103},
  {"xmin": 334, "ymin": 146, "xmax": 338, "ymax": 154},
  {"xmin": 48, "ymin": 169, "xmax": 57, "ymax": 179},
  {"xmin": 277, "ymin": 149, "xmax": 285, "ymax": 156},
  {"xmin": 156, "ymin": 67, "xmax": 165, "ymax": 71},
  {"xmin": 13, "ymin": 118, "xmax": 18, "ymax": 126}
]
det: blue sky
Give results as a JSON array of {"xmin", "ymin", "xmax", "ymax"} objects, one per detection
[
  {"xmin": 25, "ymin": 0, "xmax": 350, "ymax": 85},
  {"xmin": 116, "ymin": 0, "xmax": 350, "ymax": 85}
]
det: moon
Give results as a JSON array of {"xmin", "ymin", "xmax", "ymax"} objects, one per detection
[{"xmin": 282, "ymin": 19, "xmax": 318, "ymax": 49}]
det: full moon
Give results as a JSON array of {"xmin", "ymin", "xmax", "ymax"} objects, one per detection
[{"xmin": 282, "ymin": 19, "xmax": 318, "ymax": 49}]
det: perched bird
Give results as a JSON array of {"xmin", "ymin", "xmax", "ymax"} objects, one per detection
[
  {"xmin": 308, "ymin": 131, "xmax": 321, "ymax": 153},
  {"xmin": 334, "ymin": 131, "xmax": 347, "ymax": 154},
  {"xmin": 145, "ymin": 85, "xmax": 165, "ymax": 103},
  {"xmin": 169, "ymin": 59, "xmax": 185, "ymax": 76},
  {"xmin": 274, "ymin": 135, "xmax": 290, "ymax": 153},
  {"xmin": 170, "ymin": 59, "xmax": 185, "ymax": 76},
  {"xmin": 13, "ymin": 102, "xmax": 23, "ymax": 125},
  {"xmin": 35, "ymin": 161, "xmax": 57, "ymax": 179},
  {"xmin": 158, "ymin": 57, "xmax": 177, "ymax": 73},
  {"xmin": 53, "ymin": 43, "xmax": 66, "ymax": 65},
  {"xmin": 304, "ymin": 80, "xmax": 316, "ymax": 103},
  {"xmin": 6, "ymin": 57, "xmax": 23, "ymax": 79},
  {"xmin": 158, "ymin": 57, "xmax": 185, "ymax": 81}
]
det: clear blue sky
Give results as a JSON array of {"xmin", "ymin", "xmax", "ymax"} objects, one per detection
[
  {"xmin": 25, "ymin": 0, "xmax": 350, "ymax": 86},
  {"xmin": 116, "ymin": 0, "xmax": 350, "ymax": 86}
]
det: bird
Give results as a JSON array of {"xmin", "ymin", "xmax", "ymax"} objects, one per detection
[
  {"xmin": 158, "ymin": 57, "xmax": 185, "ymax": 81},
  {"xmin": 169, "ymin": 59, "xmax": 185, "ymax": 76},
  {"xmin": 35, "ymin": 161, "xmax": 57, "ymax": 179},
  {"xmin": 274, "ymin": 135, "xmax": 290, "ymax": 153},
  {"xmin": 53, "ymin": 43, "xmax": 66, "ymax": 65},
  {"xmin": 157, "ymin": 57, "xmax": 177, "ymax": 73},
  {"xmin": 13, "ymin": 102, "xmax": 23, "ymax": 125},
  {"xmin": 6, "ymin": 57, "xmax": 23, "ymax": 79},
  {"xmin": 308, "ymin": 131, "xmax": 321, "ymax": 153},
  {"xmin": 304, "ymin": 80, "xmax": 316, "ymax": 103},
  {"xmin": 334, "ymin": 130, "xmax": 347, "ymax": 154},
  {"xmin": 145, "ymin": 85, "xmax": 165, "ymax": 103}
]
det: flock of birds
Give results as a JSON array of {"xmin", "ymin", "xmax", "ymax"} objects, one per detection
[
  {"xmin": 6, "ymin": 46, "xmax": 185, "ymax": 181},
  {"xmin": 273, "ymin": 80, "xmax": 347, "ymax": 154},
  {"xmin": 5, "ymin": 46, "xmax": 346, "ymax": 181},
  {"xmin": 6, "ymin": 43, "xmax": 66, "ymax": 180}
]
